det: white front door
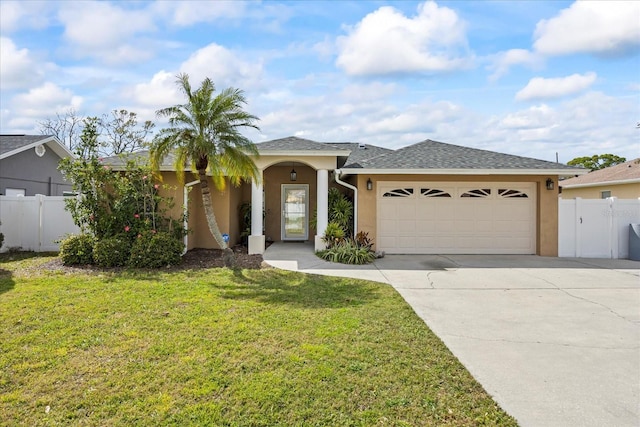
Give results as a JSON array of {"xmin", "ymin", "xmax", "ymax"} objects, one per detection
[{"xmin": 282, "ymin": 184, "xmax": 309, "ymax": 240}]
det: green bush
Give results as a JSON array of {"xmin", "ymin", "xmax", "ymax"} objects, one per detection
[
  {"xmin": 59, "ymin": 234, "xmax": 95, "ymax": 265},
  {"xmin": 0, "ymin": 220, "xmax": 4, "ymax": 250},
  {"xmin": 317, "ymin": 238, "xmax": 375, "ymax": 265},
  {"xmin": 93, "ymin": 235, "xmax": 132, "ymax": 267},
  {"xmin": 128, "ymin": 231, "xmax": 184, "ymax": 268},
  {"xmin": 322, "ymin": 222, "xmax": 345, "ymax": 248}
]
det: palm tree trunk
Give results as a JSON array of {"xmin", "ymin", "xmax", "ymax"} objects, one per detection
[{"xmin": 198, "ymin": 169, "xmax": 236, "ymax": 267}]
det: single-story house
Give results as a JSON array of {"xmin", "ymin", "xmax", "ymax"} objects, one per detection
[
  {"xmin": 560, "ymin": 158, "xmax": 640, "ymax": 199},
  {"xmin": 108, "ymin": 136, "xmax": 586, "ymax": 257},
  {"xmin": 0, "ymin": 134, "xmax": 74, "ymax": 196}
]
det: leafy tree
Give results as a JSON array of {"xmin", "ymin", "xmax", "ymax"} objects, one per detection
[
  {"xmin": 567, "ymin": 154, "xmax": 626, "ymax": 171},
  {"xmin": 59, "ymin": 117, "xmax": 182, "ymax": 241},
  {"xmin": 149, "ymin": 73, "xmax": 260, "ymax": 265}
]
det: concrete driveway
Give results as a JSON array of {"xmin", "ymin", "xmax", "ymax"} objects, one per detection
[{"xmin": 264, "ymin": 242, "xmax": 640, "ymax": 427}]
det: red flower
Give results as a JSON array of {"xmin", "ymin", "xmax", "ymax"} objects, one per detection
[
  {"xmin": 134, "ymin": 214, "xmax": 140, "ymax": 218},
  {"xmin": 154, "ymin": 184, "xmax": 159, "ymax": 189},
  {"xmin": 124, "ymin": 226, "xmax": 130, "ymax": 232}
]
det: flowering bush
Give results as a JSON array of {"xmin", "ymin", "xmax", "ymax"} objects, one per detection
[{"xmin": 58, "ymin": 117, "xmax": 186, "ymax": 267}]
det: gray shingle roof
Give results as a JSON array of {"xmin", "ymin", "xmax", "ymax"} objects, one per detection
[
  {"xmin": 0, "ymin": 135, "xmax": 53, "ymax": 156},
  {"xmin": 328, "ymin": 142, "xmax": 393, "ymax": 168},
  {"xmin": 352, "ymin": 139, "xmax": 581, "ymax": 170},
  {"xmin": 256, "ymin": 136, "xmax": 350, "ymax": 153}
]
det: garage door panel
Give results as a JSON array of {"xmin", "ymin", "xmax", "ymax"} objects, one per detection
[{"xmin": 378, "ymin": 181, "xmax": 535, "ymax": 254}]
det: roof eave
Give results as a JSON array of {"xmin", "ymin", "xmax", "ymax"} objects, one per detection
[
  {"xmin": 560, "ymin": 178, "xmax": 640, "ymax": 189},
  {"xmin": 340, "ymin": 168, "xmax": 587, "ymax": 176},
  {"xmin": 256, "ymin": 150, "xmax": 350, "ymax": 157}
]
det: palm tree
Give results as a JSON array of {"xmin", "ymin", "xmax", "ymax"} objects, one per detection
[{"xmin": 150, "ymin": 73, "xmax": 260, "ymax": 263}]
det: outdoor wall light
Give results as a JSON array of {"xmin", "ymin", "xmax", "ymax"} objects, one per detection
[
  {"xmin": 366, "ymin": 178, "xmax": 373, "ymax": 191},
  {"xmin": 290, "ymin": 165, "xmax": 297, "ymax": 181},
  {"xmin": 546, "ymin": 178, "xmax": 554, "ymax": 191}
]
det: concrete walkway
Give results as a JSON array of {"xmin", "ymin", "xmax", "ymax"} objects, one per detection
[{"xmin": 263, "ymin": 241, "xmax": 640, "ymax": 427}]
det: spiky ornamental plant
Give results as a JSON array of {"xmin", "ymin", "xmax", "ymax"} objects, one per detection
[{"xmin": 150, "ymin": 74, "xmax": 260, "ymax": 266}]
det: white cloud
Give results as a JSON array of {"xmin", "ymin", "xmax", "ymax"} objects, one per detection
[
  {"xmin": 489, "ymin": 49, "xmax": 543, "ymax": 81},
  {"xmin": 336, "ymin": 1, "xmax": 470, "ymax": 76},
  {"xmin": 515, "ymin": 72, "xmax": 597, "ymax": 101},
  {"xmin": 534, "ymin": 1, "xmax": 640, "ymax": 56},
  {"xmin": 131, "ymin": 43, "xmax": 264, "ymax": 112},
  {"xmin": 58, "ymin": 1, "xmax": 156, "ymax": 64},
  {"xmin": 133, "ymin": 71, "xmax": 182, "ymax": 108},
  {"xmin": 7, "ymin": 82, "xmax": 83, "ymax": 129},
  {"xmin": 179, "ymin": 43, "xmax": 264, "ymax": 90},
  {"xmin": 0, "ymin": 37, "xmax": 47, "ymax": 90},
  {"xmin": 152, "ymin": 1, "xmax": 246, "ymax": 26},
  {"xmin": 0, "ymin": 1, "xmax": 53, "ymax": 34}
]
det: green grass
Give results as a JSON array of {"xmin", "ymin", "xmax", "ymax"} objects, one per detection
[{"xmin": 0, "ymin": 253, "xmax": 517, "ymax": 426}]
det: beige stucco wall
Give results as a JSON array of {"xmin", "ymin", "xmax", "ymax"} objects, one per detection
[
  {"xmin": 560, "ymin": 183, "xmax": 640, "ymax": 199},
  {"xmin": 356, "ymin": 174, "xmax": 560, "ymax": 256},
  {"xmin": 159, "ymin": 172, "xmax": 245, "ymax": 250},
  {"xmin": 263, "ymin": 165, "xmax": 317, "ymax": 242}
]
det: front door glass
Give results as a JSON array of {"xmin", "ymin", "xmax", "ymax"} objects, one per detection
[{"xmin": 282, "ymin": 185, "xmax": 308, "ymax": 240}]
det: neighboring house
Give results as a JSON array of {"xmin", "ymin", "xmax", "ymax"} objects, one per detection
[
  {"xmin": 560, "ymin": 158, "xmax": 640, "ymax": 199},
  {"xmin": 0, "ymin": 135, "xmax": 74, "ymax": 196},
  {"xmin": 105, "ymin": 136, "xmax": 586, "ymax": 256}
]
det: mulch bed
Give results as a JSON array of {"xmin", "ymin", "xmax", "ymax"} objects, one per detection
[{"xmin": 31, "ymin": 245, "xmax": 266, "ymax": 274}]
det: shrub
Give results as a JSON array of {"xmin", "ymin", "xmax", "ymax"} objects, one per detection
[
  {"xmin": 0, "ymin": 221, "xmax": 4, "ymax": 250},
  {"xmin": 317, "ymin": 238, "xmax": 375, "ymax": 265},
  {"xmin": 93, "ymin": 235, "xmax": 132, "ymax": 267},
  {"xmin": 59, "ymin": 234, "xmax": 95, "ymax": 265},
  {"xmin": 322, "ymin": 222, "xmax": 345, "ymax": 248},
  {"xmin": 129, "ymin": 231, "xmax": 184, "ymax": 268}
]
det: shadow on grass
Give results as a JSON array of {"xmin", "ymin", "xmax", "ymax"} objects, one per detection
[
  {"xmin": 0, "ymin": 268, "xmax": 15, "ymax": 295},
  {"xmin": 219, "ymin": 268, "xmax": 381, "ymax": 309}
]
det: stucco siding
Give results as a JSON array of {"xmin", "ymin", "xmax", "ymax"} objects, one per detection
[
  {"xmin": 263, "ymin": 165, "xmax": 317, "ymax": 242},
  {"xmin": 0, "ymin": 148, "xmax": 72, "ymax": 196},
  {"xmin": 561, "ymin": 183, "xmax": 640, "ymax": 199}
]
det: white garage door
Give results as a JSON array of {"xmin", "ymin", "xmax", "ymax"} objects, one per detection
[{"xmin": 377, "ymin": 182, "xmax": 536, "ymax": 254}]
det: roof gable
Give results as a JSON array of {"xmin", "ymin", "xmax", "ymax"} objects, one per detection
[
  {"xmin": 0, "ymin": 134, "xmax": 74, "ymax": 160},
  {"xmin": 560, "ymin": 158, "xmax": 640, "ymax": 188}
]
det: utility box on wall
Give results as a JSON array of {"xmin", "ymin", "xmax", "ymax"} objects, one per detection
[{"xmin": 629, "ymin": 224, "xmax": 640, "ymax": 261}]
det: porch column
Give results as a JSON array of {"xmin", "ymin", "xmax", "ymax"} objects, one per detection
[
  {"xmin": 315, "ymin": 169, "xmax": 329, "ymax": 251},
  {"xmin": 248, "ymin": 169, "xmax": 265, "ymax": 255}
]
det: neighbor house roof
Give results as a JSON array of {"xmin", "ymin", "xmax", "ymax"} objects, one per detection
[
  {"xmin": 101, "ymin": 150, "xmax": 180, "ymax": 171},
  {"xmin": 560, "ymin": 158, "xmax": 640, "ymax": 189},
  {"xmin": 0, "ymin": 134, "xmax": 74, "ymax": 160},
  {"xmin": 340, "ymin": 139, "xmax": 586, "ymax": 176}
]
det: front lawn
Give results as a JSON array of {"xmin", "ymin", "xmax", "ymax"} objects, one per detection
[{"xmin": 0, "ymin": 254, "xmax": 516, "ymax": 426}]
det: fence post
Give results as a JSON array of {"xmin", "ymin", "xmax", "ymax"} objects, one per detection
[
  {"xmin": 37, "ymin": 194, "xmax": 44, "ymax": 252},
  {"xmin": 575, "ymin": 197, "xmax": 582, "ymax": 258},
  {"xmin": 609, "ymin": 197, "xmax": 618, "ymax": 259}
]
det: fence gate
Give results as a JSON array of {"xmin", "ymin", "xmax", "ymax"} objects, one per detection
[{"xmin": 559, "ymin": 197, "xmax": 640, "ymax": 259}]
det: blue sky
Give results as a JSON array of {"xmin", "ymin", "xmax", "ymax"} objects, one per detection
[{"xmin": 1, "ymin": 0, "xmax": 638, "ymax": 162}]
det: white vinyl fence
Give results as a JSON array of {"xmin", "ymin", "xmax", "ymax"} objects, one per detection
[
  {"xmin": 0, "ymin": 195, "xmax": 80, "ymax": 253},
  {"xmin": 559, "ymin": 197, "xmax": 640, "ymax": 259}
]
